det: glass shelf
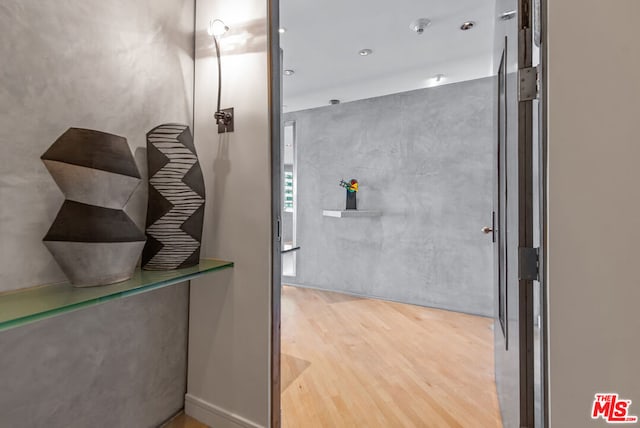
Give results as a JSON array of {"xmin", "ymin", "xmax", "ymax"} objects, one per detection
[{"xmin": 0, "ymin": 259, "xmax": 233, "ymax": 332}]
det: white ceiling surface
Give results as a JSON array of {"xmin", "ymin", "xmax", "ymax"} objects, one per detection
[{"xmin": 280, "ymin": 0, "xmax": 497, "ymax": 112}]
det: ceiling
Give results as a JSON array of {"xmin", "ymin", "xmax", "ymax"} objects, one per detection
[{"xmin": 280, "ymin": 0, "xmax": 497, "ymax": 112}]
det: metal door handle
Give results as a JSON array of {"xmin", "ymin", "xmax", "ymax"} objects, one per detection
[{"xmin": 482, "ymin": 226, "xmax": 494, "ymax": 234}]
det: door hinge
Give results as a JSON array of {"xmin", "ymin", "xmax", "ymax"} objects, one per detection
[
  {"xmin": 519, "ymin": 247, "xmax": 539, "ymax": 281},
  {"xmin": 518, "ymin": 66, "xmax": 539, "ymax": 101}
]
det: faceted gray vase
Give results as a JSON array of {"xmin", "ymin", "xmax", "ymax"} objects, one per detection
[{"xmin": 41, "ymin": 128, "xmax": 146, "ymax": 287}]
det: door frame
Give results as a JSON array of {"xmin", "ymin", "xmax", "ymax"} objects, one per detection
[
  {"xmin": 496, "ymin": 0, "xmax": 549, "ymax": 425},
  {"xmin": 521, "ymin": 0, "xmax": 550, "ymax": 425},
  {"xmin": 267, "ymin": 0, "xmax": 549, "ymax": 426},
  {"xmin": 518, "ymin": 1, "xmax": 536, "ymax": 420},
  {"xmin": 539, "ymin": 0, "xmax": 549, "ymax": 424},
  {"xmin": 268, "ymin": 0, "xmax": 282, "ymax": 426}
]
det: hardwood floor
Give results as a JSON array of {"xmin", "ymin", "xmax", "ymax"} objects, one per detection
[
  {"xmin": 281, "ymin": 286, "xmax": 502, "ymax": 428},
  {"xmin": 162, "ymin": 413, "xmax": 208, "ymax": 428}
]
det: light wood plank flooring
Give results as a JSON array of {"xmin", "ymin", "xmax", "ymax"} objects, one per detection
[
  {"xmin": 281, "ymin": 285, "xmax": 502, "ymax": 428},
  {"xmin": 162, "ymin": 413, "xmax": 208, "ymax": 428}
]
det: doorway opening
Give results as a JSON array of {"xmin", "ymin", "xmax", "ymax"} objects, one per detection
[{"xmin": 270, "ymin": 0, "xmax": 547, "ymax": 426}]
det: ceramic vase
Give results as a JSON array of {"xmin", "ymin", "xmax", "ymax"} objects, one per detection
[
  {"xmin": 142, "ymin": 124, "xmax": 205, "ymax": 270},
  {"xmin": 41, "ymin": 128, "xmax": 146, "ymax": 287}
]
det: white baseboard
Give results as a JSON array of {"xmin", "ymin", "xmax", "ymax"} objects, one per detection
[{"xmin": 184, "ymin": 394, "xmax": 264, "ymax": 428}]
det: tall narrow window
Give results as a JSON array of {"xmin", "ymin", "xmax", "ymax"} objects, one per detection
[
  {"xmin": 282, "ymin": 122, "xmax": 297, "ymax": 277},
  {"xmin": 284, "ymin": 171, "xmax": 294, "ymax": 212}
]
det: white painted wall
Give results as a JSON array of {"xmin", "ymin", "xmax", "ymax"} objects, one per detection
[
  {"xmin": 546, "ymin": 0, "xmax": 640, "ymax": 426},
  {"xmin": 184, "ymin": 0, "xmax": 640, "ymax": 426},
  {"xmin": 186, "ymin": 0, "xmax": 272, "ymax": 427}
]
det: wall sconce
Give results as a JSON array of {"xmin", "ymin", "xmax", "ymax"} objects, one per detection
[{"xmin": 208, "ymin": 19, "xmax": 234, "ymax": 133}]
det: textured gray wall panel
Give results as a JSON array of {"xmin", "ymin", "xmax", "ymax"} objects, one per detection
[
  {"xmin": 284, "ymin": 78, "xmax": 495, "ymax": 316},
  {"xmin": 0, "ymin": 0, "xmax": 194, "ymax": 425},
  {"xmin": 0, "ymin": 284, "xmax": 189, "ymax": 428},
  {"xmin": 0, "ymin": 0, "xmax": 195, "ymax": 292}
]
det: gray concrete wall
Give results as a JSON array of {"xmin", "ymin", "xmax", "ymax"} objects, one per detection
[
  {"xmin": 0, "ymin": 0, "xmax": 195, "ymax": 425},
  {"xmin": 0, "ymin": 285, "xmax": 189, "ymax": 428},
  {"xmin": 284, "ymin": 77, "xmax": 495, "ymax": 316},
  {"xmin": 0, "ymin": 0, "xmax": 195, "ymax": 292}
]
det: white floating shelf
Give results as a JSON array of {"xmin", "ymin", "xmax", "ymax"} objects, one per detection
[{"xmin": 322, "ymin": 210, "xmax": 382, "ymax": 218}]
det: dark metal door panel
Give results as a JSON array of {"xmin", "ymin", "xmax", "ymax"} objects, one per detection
[
  {"xmin": 495, "ymin": 46, "xmax": 509, "ymax": 350},
  {"xmin": 493, "ymin": 0, "xmax": 536, "ymax": 427}
]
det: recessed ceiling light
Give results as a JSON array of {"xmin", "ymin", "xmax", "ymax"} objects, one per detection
[
  {"xmin": 284, "ymin": 69, "xmax": 295, "ymax": 76},
  {"xmin": 409, "ymin": 18, "xmax": 431, "ymax": 35},
  {"xmin": 460, "ymin": 21, "xmax": 475, "ymax": 30},
  {"xmin": 500, "ymin": 11, "xmax": 517, "ymax": 21},
  {"xmin": 279, "ymin": 27, "xmax": 287, "ymax": 34},
  {"xmin": 329, "ymin": 99, "xmax": 341, "ymax": 105},
  {"xmin": 358, "ymin": 49, "xmax": 373, "ymax": 56}
]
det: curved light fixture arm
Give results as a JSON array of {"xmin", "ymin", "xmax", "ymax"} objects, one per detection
[{"xmin": 210, "ymin": 20, "xmax": 233, "ymax": 133}]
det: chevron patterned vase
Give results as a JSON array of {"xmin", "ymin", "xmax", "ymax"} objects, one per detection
[
  {"xmin": 142, "ymin": 124, "xmax": 205, "ymax": 270},
  {"xmin": 42, "ymin": 128, "xmax": 147, "ymax": 287}
]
